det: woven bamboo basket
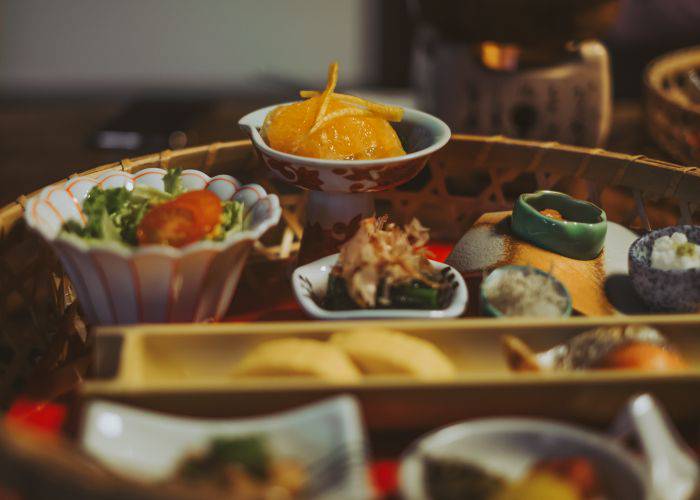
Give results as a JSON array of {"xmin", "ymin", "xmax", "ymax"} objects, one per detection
[
  {"xmin": 1, "ymin": 135, "xmax": 700, "ymax": 411},
  {"xmin": 646, "ymin": 45, "xmax": 700, "ymax": 165}
]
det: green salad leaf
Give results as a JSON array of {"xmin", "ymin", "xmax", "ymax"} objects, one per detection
[
  {"xmin": 178, "ymin": 436, "xmax": 270, "ymax": 482},
  {"xmin": 63, "ymin": 186, "xmax": 148, "ymax": 243},
  {"xmin": 219, "ymin": 200, "xmax": 244, "ymax": 236},
  {"xmin": 163, "ymin": 167, "xmax": 185, "ymax": 196}
]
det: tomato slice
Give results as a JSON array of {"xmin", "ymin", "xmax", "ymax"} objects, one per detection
[
  {"xmin": 171, "ymin": 190, "xmax": 222, "ymax": 234},
  {"xmin": 136, "ymin": 203, "xmax": 205, "ymax": 247}
]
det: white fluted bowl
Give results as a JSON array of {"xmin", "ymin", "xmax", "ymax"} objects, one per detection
[{"xmin": 24, "ymin": 168, "xmax": 281, "ymax": 325}]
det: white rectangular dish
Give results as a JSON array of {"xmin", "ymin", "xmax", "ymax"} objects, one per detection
[{"xmin": 81, "ymin": 395, "xmax": 372, "ymax": 499}]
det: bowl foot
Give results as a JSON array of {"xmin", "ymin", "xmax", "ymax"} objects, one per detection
[{"xmin": 297, "ymin": 191, "xmax": 373, "ymax": 265}]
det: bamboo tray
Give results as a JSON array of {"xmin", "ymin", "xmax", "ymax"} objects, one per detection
[
  {"xmin": 83, "ymin": 316, "xmax": 700, "ymax": 430},
  {"xmin": 2, "ymin": 135, "xmax": 700, "ymax": 407}
]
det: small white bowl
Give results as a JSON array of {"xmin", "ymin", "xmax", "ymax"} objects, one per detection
[
  {"xmin": 399, "ymin": 418, "xmax": 649, "ymax": 500},
  {"xmin": 24, "ymin": 168, "xmax": 281, "ymax": 325},
  {"xmin": 291, "ymin": 253, "xmax": 468, "ymax": 320},
  {"xmin": 81, "ymin": 395, "xmax": 372, "ymax": 499}
]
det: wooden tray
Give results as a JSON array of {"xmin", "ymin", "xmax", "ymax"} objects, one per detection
[
  {"xmin": 3, "ymin": 135, "xmax": 700, "ymax": 406},
  {"xmin": 84, "ymin": 316, "xmax": 700, "ymax": 430}
]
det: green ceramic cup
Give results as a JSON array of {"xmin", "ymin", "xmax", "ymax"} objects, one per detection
[{"xmin": 511, "ymin": 190, "xmax": 607, "ymax": 260}]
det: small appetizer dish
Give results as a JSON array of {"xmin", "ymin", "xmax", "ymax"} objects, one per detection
[
  {"xmin": 399, "ymin": 417, "xmax": 647, "ymax": 500},
  {"xmin": 81, "ymin": 396, "xmax": 371, "ymax": 499},
  {"xmin": 291, "ymin": 216, "xmax": 468, "ymax": 319},
  {"xmin": 511, "ymin": 190, "xmax": 608, "ymax": 260},
  {"xmin": 629, "ymin": 225, "xmax": 700, "ymax": 312},
  {"xmin": 503, "ymin": 325, "xmax": 688, "ymax": 372},
  {"xmin": 24, "ymin": 167, "xmax": 281, "ymax": 324},
  {"xmin": 480, "ymin": 265, "xmax": 572, "ymax": 318},
  {"xmin": 238, "ymin": 61, "xmax": 450, "ymax": 192}
]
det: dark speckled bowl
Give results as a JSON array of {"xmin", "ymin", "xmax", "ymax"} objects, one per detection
[{"xmin": 629, "ymin": 225, "xmax": 700, "ymax": 312}]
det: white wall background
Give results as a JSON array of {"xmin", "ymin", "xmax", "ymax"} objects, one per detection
[{"xmin": 0, "ymin": 0, "xmax": 378, "ymax": 93}]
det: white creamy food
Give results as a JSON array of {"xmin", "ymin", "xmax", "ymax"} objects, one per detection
[
  {"xmin": 483, "ymin": 267, "xmax": 569, "ymax": 317},
  {"xmin": 650, "ymin": 232, "xmax": 700, "ymax": 271}
]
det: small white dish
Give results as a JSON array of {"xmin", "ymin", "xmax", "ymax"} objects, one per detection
[
  {"xmin": 399, "ymin": 417, "xmax": 649, "ymax": 500},
  {"xmin": 81, "ymin": 395, "xmax": 372, "ymax": 499},
  {"xmin": 291, "ymin": 253, "xmax": 468, "ymax": 320}
]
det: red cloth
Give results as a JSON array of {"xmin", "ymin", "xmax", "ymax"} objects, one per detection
[
  {"xmin": 371, "ymin": 460, "xmax": 399, "ymax": 497},
  {"xmin": 6, "ymin": 398, "xmax": 66, "ymax": 434}
]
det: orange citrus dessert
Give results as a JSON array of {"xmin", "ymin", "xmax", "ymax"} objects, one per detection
[{"xmin": 261, "ymin": 62, "xmax": 406, "ymax": 160}]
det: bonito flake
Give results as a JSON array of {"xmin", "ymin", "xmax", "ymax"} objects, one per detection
[{"xmin": 336, "ymin": 216, "xmax": 437, "ymax": 307}]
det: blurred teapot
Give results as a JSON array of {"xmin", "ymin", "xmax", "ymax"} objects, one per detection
[{"xmin": 410, "ymin": 0, "xmax": 620, "ymax": 146}]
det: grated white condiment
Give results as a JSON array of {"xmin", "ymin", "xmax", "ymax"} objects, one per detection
[
  {"xmin": 483, "ymin": 267, "xmax": 569, "ymax": 317},
  {"xmin": 650, "ymin": 232, "xmax": 700, "ymax": 271}
]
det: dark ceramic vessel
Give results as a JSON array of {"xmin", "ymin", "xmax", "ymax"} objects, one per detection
[{"xmin": 628, "ymin": 225, "xmax": 700, "ymax": 312}]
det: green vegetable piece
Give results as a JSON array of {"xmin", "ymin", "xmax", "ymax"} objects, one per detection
[
  {"xmin": 115, "ymin": 197, "xmax": 150, "ymax": 245},
  {"xmin": 80, "ymin": 186, "xmax": 110, "ymax": 238},
  {"xmin": 218, "ymin": 200, "xmax": 245, "ymax": 237},
  {"xmin": 323, "ymin": 273, "xmax": 360, "ymax": 310},
  {"xmin": 209, "ymin": 436, "xmax": 269, "ymax": 480},
  {"xmin": 103, "ymin": 187, "xmax": 132, "ymax": 215},
  {"xmin": 163, "ymin": 167, "xmax": 184, "ymax": 196},
  {"xmin": 176, "ymin": 436, "xmax": 270, "ymax": 484},
  {"xmin": 61, "ymin": 185, "xmax": 149, "ymax": 245},
  {"xmin": 100, "ymin": 211, "xmax": 122, "ymax": 243},
  {"xmin": 62, "ymin": 219, "xmax": 86, "ymax": 237},
  {"xmin": 390, "ymin": 281, "xmax": 440, "ymax": 309},
  {"xmin": 131, "ymin": 184, "xmax": 173, "ymax": 204}
]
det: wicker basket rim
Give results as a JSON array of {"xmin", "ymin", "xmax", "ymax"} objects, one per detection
[
  {"xmin": 2, "ymin": 136, "xmax": 699, "ymax": 235},
  {"xmin": 645, "ymin": 44, "xmax": 700, "ymax": 115}
]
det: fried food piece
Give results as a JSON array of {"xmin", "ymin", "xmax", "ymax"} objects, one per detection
[
  {"xmin": 330, "ymin": 329, "xmax": 455, "ymax": 380},
  {"xmin": 233, "ymin": 338, "xmax": 361, "ymax": 382},
  {"xmin": 600, "ymin": 342, "xmax": 688, "ymax": 370},
  {"xmin": 503, "ymin": 325, "xmax": 687, "ymax": 372}
]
